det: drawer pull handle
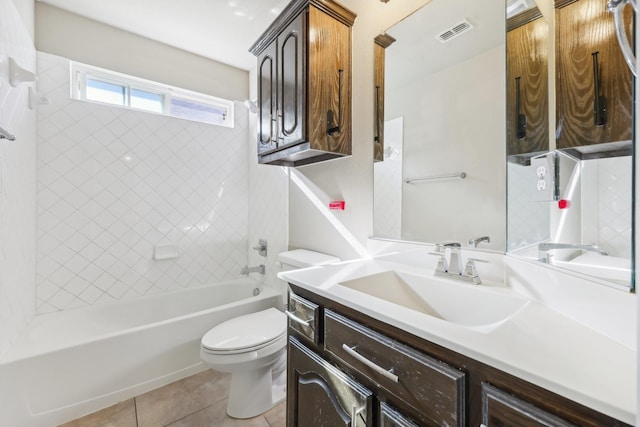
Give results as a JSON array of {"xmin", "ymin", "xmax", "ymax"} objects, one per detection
[
  {"xmin": 285, "ymin": 310, "xmax": 312, "ymax": 326},
  {"xmin": 342, "ymin": 344, "xmax": 399, "ymax": 383}
]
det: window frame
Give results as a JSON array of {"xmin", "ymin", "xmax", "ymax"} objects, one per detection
[{"xmin": 70, "ymin": 61, "xmax": 234, "ymax": 128}]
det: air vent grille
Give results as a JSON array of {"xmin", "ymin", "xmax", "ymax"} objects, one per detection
[{"xmin": 436, "ymin": 19, "xmax": 474, "ymax": 43}]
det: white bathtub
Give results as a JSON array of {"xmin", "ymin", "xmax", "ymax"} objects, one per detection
[{"xmin": 0, "ymin": 278, "xmax": 282, "ymax": 427}]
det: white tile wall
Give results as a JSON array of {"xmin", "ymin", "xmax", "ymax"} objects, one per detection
[
  {"xmin": 0, "ymin": 0, "xmax": 37, "ymax": 357},
  {"xmin": 246, "ymin": 67, "xmax": 289, "ymax": 301},
  {"xmin": 36, "ymin": 52, "xmax": 249, "ymax": 313},
  {"xmin": 373, "ymin": 117, "xmax": 403, "ymax": 239},
  {"xmin": 508, "ymin": 155, "xmax": 632, "ymax": 259},
  {"xmin": 582, "ymin": 156, "xmax": 632, "ymax": 258}
]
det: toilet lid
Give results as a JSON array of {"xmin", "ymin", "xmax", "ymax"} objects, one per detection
[{"xmin": 201, "ymin": 307, "xmax": 286, "ymax": 353}]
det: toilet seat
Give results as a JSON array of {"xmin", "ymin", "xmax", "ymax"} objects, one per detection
[{"xmin": 201, "ymin": 307, "xmax": 286, "ymax": 354}]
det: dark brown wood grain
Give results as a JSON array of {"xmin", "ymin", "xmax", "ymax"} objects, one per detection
[
  {"xmin": 506, "ymin": 15, "xmax": 549, "ymax": 156},
  {"xmin": 252, "ymin": 0, "xmax": 354, "ymax": 166},
  {"xmin": 482, "ymin": 383, "xmax": 578, "ymax": 427},
  {"xmin": 277, "ymin": 14, "xmax": 306, "ymax": 150},
  {"xmin": 288, "ymin": 285, "xmax": 632, "ymax": 427},
  {"xmin": 325, "ymin": 310, "xmax": 465, "ymax": 427},
  {"xmin": 249, "ymin": 0, "xmax": 355, "ymax": 56},
  {"xmin": 555, "ymin": 0, "xmax": 633, "ymax": 150},
  {"xmin": 288, "ymin": 336, "xmax": 374, "ymax": 427},
  {"xmin": 373, "ymin": 33, "xmax": 395, "ymax": 162},
  {"xmin": 287, "ymin": 293, "xmax": 320, "ymax": 346},
  {"xmin": 307, "ymin": 5, "xmax": 352, "ymax": 156}
]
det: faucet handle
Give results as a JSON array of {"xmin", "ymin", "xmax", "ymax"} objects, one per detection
[
  {"xmin": 464, "ymin": 258, "xmax": 489, "ymax": 279},
  {"xmin": 428, "ymin": 252, "xmax": 448, "ymax": 272}
]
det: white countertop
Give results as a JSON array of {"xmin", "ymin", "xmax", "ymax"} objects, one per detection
[{"xmin": 279, "ymin": 248, "xmax": 637, "ymax": 425}]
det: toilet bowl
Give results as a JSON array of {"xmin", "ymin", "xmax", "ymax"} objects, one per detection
[{"xmin": 200, "ymin": 249, "xmax": 339, "ymax": 419}]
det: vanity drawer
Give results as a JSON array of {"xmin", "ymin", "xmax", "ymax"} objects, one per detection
[
  {"xmin": 286, "ymin": 293, "xmax": 320, "ymax": 345},
  {"xmin": 324, "ymin": 310, "xmax": 466, "ymax": 427}
]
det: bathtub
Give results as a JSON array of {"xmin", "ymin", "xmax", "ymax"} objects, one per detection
[{"xmin": 0, "ymin": 278, "xmax": 282, "ymax": 427}]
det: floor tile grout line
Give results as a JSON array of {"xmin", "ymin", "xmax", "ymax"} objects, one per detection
[{"xmin": 134, "ymin": 396, "xmax": 139, "ymax": 427}]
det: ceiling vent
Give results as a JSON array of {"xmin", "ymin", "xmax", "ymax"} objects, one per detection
[{"xmin": 436, "ymin": 19, "xmax": 474, "ymax": 43}]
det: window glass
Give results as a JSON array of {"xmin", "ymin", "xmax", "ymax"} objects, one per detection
[
  {"xmin": 71, "ymin": 61, "xmax": 234, "ymax": 128},
  {"xmin": 86, "ymin": 78, "xmax": 126, "ymax": 106},
  {"xmin": 131, "ymin": 88, "xmax": 164, "ymax": 113},
  {"xmin": 170, "ymin": 97, "xmax": 228, "ymax": 126}
]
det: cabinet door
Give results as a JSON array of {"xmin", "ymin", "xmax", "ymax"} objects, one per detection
[
  {"xmin": 277, "ymin": 12, "xmax": 306, "ymax": 149},
  {"xmin": 506, "ymin": 14, "xmax": 549, "ymax": 156},
  {"xmin": 257, "ymin": 42, "xmax": 278, "ymax": 156},
  {"xmin": 556, "ymin": 0, "xmax": 633, "ymax": 150},
  {"xmin": 307, "ymin": 5, "xmax": 352, "ymax": 155},
  {"xmin": 288, "ymin": 337, "xmax": 373, "ymax": 427},
  {"xmin": 482, "ymin": 383, "xmax": 577, "ymax": 427},
  {"xmin": 380, "ymin": 402, "xmax": 420, "ymax": 427}
]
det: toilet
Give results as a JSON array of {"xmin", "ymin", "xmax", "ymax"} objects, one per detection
[{"xmin": 200, "ymin": 249, "xmax": 340, "ymax": 419}]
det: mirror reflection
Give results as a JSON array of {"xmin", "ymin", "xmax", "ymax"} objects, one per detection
[
  {"xmin": 507, "ymin": 0, "xmax": 634, "ymax": 289},
  {"xmin": 373, "ymin": 0, "xmax": 506, "ymax": 251},
  {"xmin": 372, "ymin": 0, "xmax": 634, "ymax": 289}
]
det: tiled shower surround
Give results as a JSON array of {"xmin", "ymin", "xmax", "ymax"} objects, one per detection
[
  {"xmin": 0, "ymin": 0, "xmax": 37, "ymax": 357},
  {"xmin": 36, "ymin": 52, "xmax": 249, "ymax": 313}
]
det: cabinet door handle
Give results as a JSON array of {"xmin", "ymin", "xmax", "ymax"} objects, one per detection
[
  {"xmin": 515, "ymin": 77, "xmax": 527, "ymax": 140},
  {"xmin": 591, "ymin": 52, "xmax": 607, "ymax": 127},
  {"xmin": 374, "ymin": 85, "xmax": 381, "ymax": 143},
  {"xmin": 285, "ymin": 310, "xmax": 311, "ymax": 326},
  {"xmin": 342, "ymin": 344, "xmax": 399, "ymax": 383},
  {"xmin": 327, "ymin": 69, "xmax": 344, "ymax": 136}
]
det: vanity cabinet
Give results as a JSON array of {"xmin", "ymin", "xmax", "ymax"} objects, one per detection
[
  {"xmin": 373, "ymin": 33, "xmax": 396, "ymax": 162},
  {"xmin": 506, "ymin": 9, "xmax": 549, "ymax": 157},
  {"xmin": 250, "ymin": 0, "xmax": 356, "ymax": 167},
  {"xmin": 555, "ymin": 0, "xmax": 633, "ymax": 155},
  {"xmin": 286, "ymin": 286, "xmax": 632, "ymax": 427},
  {"xmin": 288, "ymin": 337, "xmax": 373, "ymax": 426},
  {"xmin": 481, "ymin": 383, "xmax": 578, "ymax": 427}
]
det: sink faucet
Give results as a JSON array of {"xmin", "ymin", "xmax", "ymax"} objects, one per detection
[
  {"xmin": 537, "ymin": 243, "xmax": 608, "ymax": 263},
  {"xmin": 241, "ymin": 264, "xmax": 265, "ymax": 275},
  {"xmin": 468, "ymin": 236, "xmax": 490, "ymax": 248},
  {"xmin": 432, "ymin": 242, "xmax": 484, "ymax": 285}
]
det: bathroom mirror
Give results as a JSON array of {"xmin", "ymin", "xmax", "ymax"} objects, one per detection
[
  {"xmin": 372, "ymin": 0, "xmax": 506, "ymax": 251},
  {"xmin": 505, "ymin": 0, "xmax": 634, "ymax": 290}
]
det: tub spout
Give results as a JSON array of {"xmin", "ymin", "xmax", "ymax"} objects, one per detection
[{"xmin": 241, "ymin": 265, "xmax": 265, "ymax": 275}]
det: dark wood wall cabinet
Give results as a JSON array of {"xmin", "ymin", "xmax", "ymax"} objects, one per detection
[
  {"xmin": 286, "ymin": 285, "xmax": 631, "ymax": 427},
  {"xmin": 249, "ymin": 0, "xmax": 356, "ymax": 167},
  {"xmin": 506, "ymin": 8, "xmax": 549, "ymax": 159},
  {"xmin": 373, "ymin": 33, "xmax": 396, "ymax": 162},
  {"xmin": 555, "ymin": 0, "xmax": 633, "ymax": 158}
]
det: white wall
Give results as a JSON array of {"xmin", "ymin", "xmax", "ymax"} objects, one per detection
[
  {"xmin": 35, "ymin": 2, "xmax": 248, "ymax": 102},
  {"xmin": 35, "ymin": 52, "xmax": 249, "ymax": 313},
  {"xmin": 0, "ymin": 0, "xmax": 37, "ymax": 357},
  {"xmin": 391, "ymin": 45, "xmax": 505, "ymax": 248},
  {"xmin": 288, "ymin": 0, "xmax": 431, "ymax": 261}
]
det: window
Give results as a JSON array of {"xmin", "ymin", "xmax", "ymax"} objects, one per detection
[{"xmin": 70, "ymin": 61, "xmax": 234, "ymax": 128}]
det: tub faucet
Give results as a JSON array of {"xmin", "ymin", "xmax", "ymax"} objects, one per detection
[
  {"xmin": 241, "ymin": 265, "xmax": 265, "ymax": 275},
  {"xmin": 538, "ymin": 243, "xmax": 608, "ymax": 263}
]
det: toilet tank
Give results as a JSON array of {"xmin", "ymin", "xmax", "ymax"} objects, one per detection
[{"xmin": 278, "ymin": 249, "xmax": 340, "ymax": 271}]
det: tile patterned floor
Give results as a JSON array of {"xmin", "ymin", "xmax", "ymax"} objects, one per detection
[{"xmin": 59, "ymin": 369, "xmax": 286, "ymax": 427}]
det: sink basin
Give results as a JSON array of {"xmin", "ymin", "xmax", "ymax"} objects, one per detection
[{"xmin": 338, "ymin": 270, "xmax": 528, "ymax": 328}]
